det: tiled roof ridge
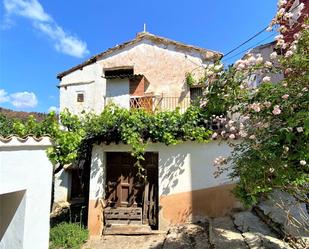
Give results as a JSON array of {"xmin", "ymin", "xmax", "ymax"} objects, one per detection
[{"xmin": 0, "ymin": 134, "xmax": 52, "ymax": 143}]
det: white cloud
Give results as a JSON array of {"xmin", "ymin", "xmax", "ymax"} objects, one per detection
[
  {"xmin": 10, "ymin": 91, "xmax": 38, "ymax": 108},
  {"xmin": 48, "ymin": 106, "xmax": 59, "ymax": 113},
  {"xmin": 4, "ymin": 0, "xmax": 51, "ymax": 22},
  {"xmin": 0, "ymin": 89, "xmax": 10, "ymax": 103},
  {"xmin": 3, "ymin": 0, "xmax": 89, "ymax": 58},
  {"xmin": 35, "ymin": 22, "xmax": 89, "ymax": 58}
]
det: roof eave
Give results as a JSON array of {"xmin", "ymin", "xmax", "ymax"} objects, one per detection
[{"xmin": 57, "ymin": 33, "xmax": 223, "ymax": 80}]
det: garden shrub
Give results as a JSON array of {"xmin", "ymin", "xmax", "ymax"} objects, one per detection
[{"xmin": 49, "ymin": 222, "xmax": 88, "ymax": 249}]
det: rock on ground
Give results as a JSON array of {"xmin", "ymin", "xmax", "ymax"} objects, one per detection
[
  {"xmin": 233, "ymin": 211, "xmax": 292, "ymax": 249},
  {"xmin": 209, "ymin": 216, "xmax": 247, "ymax": 249},
  {"xmin": 163, "ymin": 222, "xmax": 210, "ymax": 249},
  {"xmin": 257, "ymin": 190, "xmax": 309, "ymax": 238}
]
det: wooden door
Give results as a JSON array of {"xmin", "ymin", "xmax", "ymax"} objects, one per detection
[
  {"xmin": 105, "ymin": 152, "xmax": 158, "ymax": 227},
  {"xmin": 106, "ymin": 152, "xmax": 143, "ymax": 208}
]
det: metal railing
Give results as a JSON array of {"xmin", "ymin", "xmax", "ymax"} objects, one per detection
[{"xmin": 129, "ymin": 96, "xmax": 191, "ymax": 113}]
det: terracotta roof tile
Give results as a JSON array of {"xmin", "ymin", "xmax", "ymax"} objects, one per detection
[{"xmin": 0, "ymin": 135, "xmax": 52, "ymax": 145}]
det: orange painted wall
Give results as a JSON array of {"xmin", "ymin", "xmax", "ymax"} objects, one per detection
[
  {"xmin": 159, "ymin": 184, "xmax": 240, "ymax": 225},
  {"xmin": 87, "ymin": 199, "xmax": 104, "ymax": 236}
]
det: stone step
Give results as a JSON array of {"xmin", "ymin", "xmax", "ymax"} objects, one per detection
[
  {"xmin": 209, "ymin": 216, "xmax": 248, "ymax": 249},
  {"xmin": 103, "ymin": 225, "xmax": 161, "ymax": 235},
  {"xmin": 233, "ymin": 211, "xmax": 275, "ymax": 236}
]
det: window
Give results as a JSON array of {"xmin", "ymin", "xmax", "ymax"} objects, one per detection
[
  {"xmin": 77, "ymin": 93, "xmax": 84, "ymax": 102},
  {"xmin": 190, "ymin": 87, "xmax": 203, "ymax": 102},
  {"xmin": 104, "ymin": 68, "xmax": 134, "ymax": 78}
]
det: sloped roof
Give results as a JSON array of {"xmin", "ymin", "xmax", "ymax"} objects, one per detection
[{"xmin": 57, "ymin": 32, "xmax": 223, "ymax": 79}]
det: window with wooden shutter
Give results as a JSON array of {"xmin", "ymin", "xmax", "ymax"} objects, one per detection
[
  {"xmin": 190, "ymin": 87, "xmax": 203, "ymax": 102},
  {"xmin": 77, "ymin": 93, "xmax": 84, "ymax": 102}
]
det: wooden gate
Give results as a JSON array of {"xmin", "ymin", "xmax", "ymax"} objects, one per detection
[{"xmin": 105, "ymin": 152, "xmax": 158, "ymax": 228}]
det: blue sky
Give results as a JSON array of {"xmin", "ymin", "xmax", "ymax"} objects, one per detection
[{"xmin": 0, "ymin": 0, "xmax": 277, "ymax": 113}]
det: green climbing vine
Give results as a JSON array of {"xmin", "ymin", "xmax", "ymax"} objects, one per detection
[{"xmin": 0, "ymin": 104, "xmax": 213, "ymax": 178}]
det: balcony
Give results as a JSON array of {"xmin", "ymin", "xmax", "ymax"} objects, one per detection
[{"xmin": 129, "ymin": 95, "xmax": 191, "ymax": 113}]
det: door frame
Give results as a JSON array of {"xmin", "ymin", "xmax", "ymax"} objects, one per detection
[{"xmin": 103, "ymin": 151, "xmax": 159, "ymax": 228}]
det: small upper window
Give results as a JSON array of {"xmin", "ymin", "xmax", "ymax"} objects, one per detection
[
  {"xmin": 77, "ymin": 93, "xmax": 84, "ymax": 102},
  {"xmin": 190, "ymin": 87, "xmax": 203, "ymax": 102}
]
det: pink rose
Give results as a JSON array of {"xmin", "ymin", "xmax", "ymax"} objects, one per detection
[{"xmin": 272, "ymin": 105, "xmax": 281, "ymax": 115}]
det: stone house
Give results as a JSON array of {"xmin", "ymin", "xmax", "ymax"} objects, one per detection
[
  {"xmin": 280, "ymin": 0, "xmax": 309, "ymax": 43},
  {"xmin": 54, "ymin": 32, "xmax": 242, "ymax": 236},
  {"xmin": 55, "ymin": 32, "xmax": 223, "ymax": 205},
  {"xmin": 244, "ymin": 41, "xmax": 284, "ymax": 87},
  {"xmin": 243, "ymin": 0, "xmax": 308, "ymax": 87},
  {"xmin": 57, "ymin": 31, "xmax": 222, "ymax": 115}
]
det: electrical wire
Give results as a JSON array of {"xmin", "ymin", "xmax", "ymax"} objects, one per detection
[
  {"xmin": 222, "ymin": 2, "xmax": 301, "ymax": 59},
  {"xmin": 222, "ymin": 32, "xmax": 277, "ymax": 63},
  {"xmin": 222, "ymin": 27, "xmax": 269, "ymax": 58}
]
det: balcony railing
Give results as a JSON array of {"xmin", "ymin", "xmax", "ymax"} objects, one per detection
[{"xmin": 130, "ymin": 96, "xmax": 191, "ymax": 113}]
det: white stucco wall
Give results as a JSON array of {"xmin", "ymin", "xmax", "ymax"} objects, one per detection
[
  {"xmin": 59, "ymin": 63, "xmax": 106, "ymax": 115},
  {"xmin": 0, "ymin": 137, "xmax": 53, "ymax": 249},
  {"xmin": 0, "ymin": 191, "xmax": 26, "ymax": 249},
  {"xmin": 59, "ymin": 36, "xmax": 214, "ymax": 115},
  {"xmin": 89, "ymin": 145, "xmax": 105, "ymax": 200},
  {"xmin": 88, "ymin": 141, "xmax": 238, "ymax": 232},
  {"xmin": 105, "ymin": 78, "xmax": 130, "ymax": 109},
  {"xmin": 89, "ymin": 141, "xmax": 233, "ymax": 200},
  {"xmin": 53, "ymin": 169, "xmax": 71, "ymax": 204}
]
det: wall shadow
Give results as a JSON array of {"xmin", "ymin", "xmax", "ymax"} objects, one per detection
[
  {"xmin": 0, "ymin": 190, "xmax": 26, "ymax": 240},
  {"xmin": 159, "ymin": 142, "xmax": 239, "ymax": 227},
  {"xmin": 90, "ymin": 150, "xmax": 104, "ymax": 201},
  {"xmin": 159, "ymin": 152, "xmax": 187, "ymax": 196}
]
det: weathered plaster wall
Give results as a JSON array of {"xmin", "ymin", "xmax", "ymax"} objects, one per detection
[
  {"xmin": 53, "ymin": 169, "xmax": 71, "ymax": 204},
  {"xmin": 247, "ymin": 42, "xmax": 284, "ymax": 87},
  {"xmin": 88, "ymin": 141, "xmax": 239, "ymax": 235},
  {"xmin": 59, "ymin": 38, "xmax": 212, "ymax": 114},
  {"xmin": 0, "ymin": 137, "xmax": 53, "ymax": 249},
  {"xmin": 105, "ymin": 78, "xmax": 130, "ymax": 109},
  {"xmin": 88, "ymin": 145, "xmax": 105, "ymax": 236},
  {"xmin": 59, "ymin": 63, "xmax": 106, "ymax": 115},
  {"xmin": 98, "ymin": 40, "xmax": 209, "ymax": 97}
]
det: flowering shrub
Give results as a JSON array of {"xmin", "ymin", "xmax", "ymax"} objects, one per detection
[{"xmin": 206, "ymin": 1, "xmax": 309, "ymax": 206}]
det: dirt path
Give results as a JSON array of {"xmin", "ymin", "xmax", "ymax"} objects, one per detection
[
  {"xmin": 83, "ymin": 234, "xmax": 166, "ymax": 249},
  {"xmin": 83, "ymin": 222, "xmax": 210, "ymax": 249}
]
